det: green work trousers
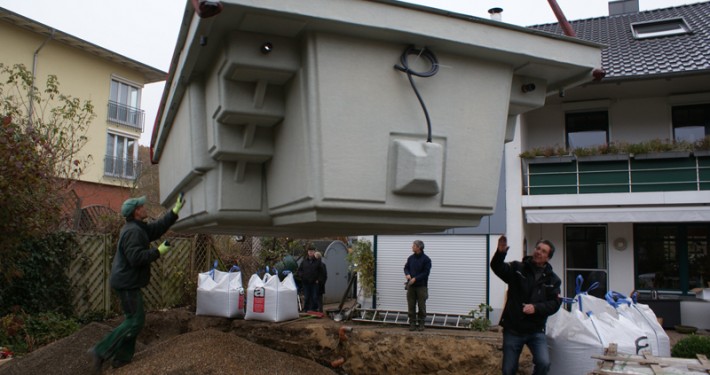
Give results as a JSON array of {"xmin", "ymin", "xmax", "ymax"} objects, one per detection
[
  {"xmin": 94, "ymin": 289, "xmax": 145, "ymax": 363},
  {"xmin": 406, "ymin": 285, "xmax": 428, "ymax": 326}
]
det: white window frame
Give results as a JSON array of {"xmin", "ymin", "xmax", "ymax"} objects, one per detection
[
  {"xmin": 108, "ymin": 77, "xmax": 144, "ymax": 130},
  {"xmin": 631, "ymin": 18, "xmax": 691, "ymax": 39},
  {"xmin": 105, "ymin": 132, "xmax": 139, "ymax": 179}
]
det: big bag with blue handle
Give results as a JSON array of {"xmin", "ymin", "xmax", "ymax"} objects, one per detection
[{"xmin": 196, "ymin": 260, "xmax": 245, "ymax": 318}]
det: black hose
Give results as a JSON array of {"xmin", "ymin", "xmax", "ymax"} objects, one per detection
[{"xmin": 394, "ymin": 46, "xmax": 439, "ymax": 143}]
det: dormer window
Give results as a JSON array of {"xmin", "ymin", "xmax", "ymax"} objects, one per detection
[{"xmin": 631, "ymin": 18, "xmax": 691, "ymax": 39}]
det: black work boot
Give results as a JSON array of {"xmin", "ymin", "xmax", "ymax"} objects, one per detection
[
  {"xmin": 112, "ymin": 359, "xmax": 131, "ymax": 369},
  {"xmin": 87, "ymin": 348, "xmax": 104, "ymax": 374},
  {"xmin": 418, "ymin": 320, "xmax": 425, "ymax": 331},
  {"xmin": 409, "ymin": 322, "xmax": 417, "ymax": 331}
]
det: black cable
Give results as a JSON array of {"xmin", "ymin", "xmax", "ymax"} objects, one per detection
[{"xmin": 394, "ymin": 45, "xmax": 439, "ymax": 143}]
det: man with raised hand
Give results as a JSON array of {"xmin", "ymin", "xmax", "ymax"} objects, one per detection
[
  {"xmin": 89, "ymin": 193, "xmax": 184, "ymax": 373},
  {"xmin": 490, "ymin": 235, "xmax": 561, "ymax": 375}
]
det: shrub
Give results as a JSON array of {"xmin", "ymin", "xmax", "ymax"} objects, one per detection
[
  {"xmin": 347, "ymin": 240, "xmax": 375, "ymax": 297},
  {"xmin": 0, "ymin": 232, "xmax": 77, "ymax": 316},
  {"xmin": 671, "ymin": 334, "xmax": 710, "ymax": 358},
  {"xmin": 0, "ymin": 309, "xmax": 79, "ymax": 354},
  {"xmin": 466, "ymin": 303, "xmax": 493, "ymax": 332}
]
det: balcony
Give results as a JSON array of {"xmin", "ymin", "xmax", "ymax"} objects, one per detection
[
  {"xmin": 104, "ymin": 156, "xmax": 142, "ymax": 180},
  {"xmin": 523, "ymin": 152, "xmax": 710, "ymax": 195},
  {"xmin": 107, "ymin": 101, "xmax": 144, "ymax": 131}
]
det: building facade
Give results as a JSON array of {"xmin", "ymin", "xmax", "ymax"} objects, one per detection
[
  {"xmin": 508, "ymin": 0, "xmax": 710, "ymax": 328},
  {"xmin": 370, "ymin": 0, "xmax": 710, "ymax": 329},
  {"xmin": 0, "ymin": 7, "xmax": 165, "ymax": 219}
]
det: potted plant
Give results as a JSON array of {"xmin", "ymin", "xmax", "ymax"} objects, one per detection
[
  {"xmin": 693, "ymin": 136, "xmax": 710, "ymax": 157},
  {"xmin": 631, "ymin": 139, "xmax": 692, "ymax": 160},
  {"xmin": 520, "ymin": 145, "xmax": 575, "ymax": 164}
]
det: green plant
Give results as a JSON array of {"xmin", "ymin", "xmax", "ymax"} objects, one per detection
[
  {"xmin": 466, "ymin": 303, "xmax": 493, "ymax": 332},
  {"xmin": 0, "ymin": 232, "xmax": 77, "ymax": 316},
  {"xmin": 671, "ymin": 334, "xmax": 710, "ymax": 358},
  {"xmin": 519, "ymin": 145, "xmax": 568, "ymax": 159},
  {"xmin": 0, "ymin": 309, "xmax": 79, "ymax": 354},
  {"xmin": 346, "ymin": 240, "xmax": 375, "ymax": 297},
  {"xmin": 694, "ymin": 135, "xmax": 710, "ymax": 151},
  {"xmin": 1, "ymin": 63, "xmax": 94, "ymax": 282}
]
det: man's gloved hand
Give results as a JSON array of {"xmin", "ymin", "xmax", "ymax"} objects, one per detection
[
  {"xmin": 172, "ymin": 193, "xmax": 185, "ymax": 214},
  {"xmin": 158, "ymin": 240, "xmax": 171, "ymax": 255}
]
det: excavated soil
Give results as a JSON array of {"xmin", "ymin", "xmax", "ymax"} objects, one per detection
[{"xmin": 0, "ymin": 306, "xmax": 525, "ymax": 375}]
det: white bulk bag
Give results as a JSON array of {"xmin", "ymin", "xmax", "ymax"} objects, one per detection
[
  {"xmin": 196, "ymin": 265, "xmax": 245, "ymax": 318},
  {"xmin": 547, "ymin": 295, "xmax": 655, "ymax": 375},
  {"xmin": 607, "ymin": 291, "xmax": 671, "ymax": 357},
  {"xmin": 245, "ymin": 272, "xmax": 299, "ymax": 322}
]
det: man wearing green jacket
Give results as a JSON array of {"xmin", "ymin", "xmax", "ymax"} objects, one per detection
[{"xmin": 89, "ymin": 194, "xmax": 184, "ymax": 373}]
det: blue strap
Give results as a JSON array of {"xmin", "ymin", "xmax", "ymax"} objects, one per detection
[
  {"xmin": 282, "ymin": 270, "xmax": 292, "ymax": 276},
  {"xmin": 560, "ymin": 297, "xmax": 577, "ymax": 307},
  {"xmin": 575, "ymin": 275, "xmax": 584, "ymax": 295},
  {"xmin": 605, "ymin": 291, "xmax": 632, "ymax": 308},
  {"xmin": 209, "ymin": 259, "xmax": 218, "ymax": 279},
  {"xmin": 630, "ymin": 290, "xmax": 638, "ymax": 304},
  {"xmin": 586, "ymin": 282, "xmax": 600, "ymax": 293},
  {"xmin": 229, "ymin": 265, "xmax": 240, "ymax": 273}
]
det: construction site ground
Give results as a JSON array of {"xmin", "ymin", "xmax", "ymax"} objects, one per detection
[{"xmin": 0, "ymin": 303, "xmax": 694, "ymax": 375}]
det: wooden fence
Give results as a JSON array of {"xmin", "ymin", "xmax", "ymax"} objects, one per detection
[{"xmin": 67, "ymin": 233, "xmax": 214, "ymax": 315}]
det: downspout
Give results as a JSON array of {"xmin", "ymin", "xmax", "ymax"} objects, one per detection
[
  {"xmin": 29, "ymin": 29, "xmax": 55, "ymax": 127},
  {"xmin": 545, "ymin": 1, "xmax": 606, "ymax": 83},
  {"xmin": 547, "ymin": 0, "xmax": 576, "ymax": 37}
]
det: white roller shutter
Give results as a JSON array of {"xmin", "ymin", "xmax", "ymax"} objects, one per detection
[{"xmin": 375, "ymin": 235, "xmax": 488, "ymax": 315}]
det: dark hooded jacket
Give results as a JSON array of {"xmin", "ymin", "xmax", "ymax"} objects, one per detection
[
  {"xmin": 404, "ymin": 251, "xmax": 432, "ymax": 288},
  {"xmin": 490, "ymin": 251, "xmax": 561, "ymax": 334},
  {"xmin": 109, "ymin": 210, "xmax": 178, "ymax": 290}
]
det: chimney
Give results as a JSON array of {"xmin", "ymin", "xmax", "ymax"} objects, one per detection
[
  {"xmin": 488, "ymin": 7, "xmax": 503, "ymax": 21},
  {"xmin": 609, "ymin": 0, "xmax": 639, "ymax": 16}
]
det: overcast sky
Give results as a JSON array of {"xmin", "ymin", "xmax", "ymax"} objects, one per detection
[{"xmin": 0, "ymin": 0, "xmax": 700, "ymax": 145}]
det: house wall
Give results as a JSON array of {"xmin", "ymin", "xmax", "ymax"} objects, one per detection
[
  {"xmin": 521, "ymin": 95, "xmax": 679, "ymax": 152},
  {"xmin": 1, "ymin": 21, "xmax": 146, "ymax": 188}
]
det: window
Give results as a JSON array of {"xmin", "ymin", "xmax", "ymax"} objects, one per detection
[
  {"xmin": 565, "ymin": 111, "xmax": 609, "ymax": 150},
  {"xmin": 635, "ymin": 224, "xmax": 710, "ymax": 294},
  {"xmin": 565, "ymin": 225, "xmax": 608, "ymax": 298},
  {"xmin": 108, "ymin": 79, "xmax": 144, "ymax": 130},
  {"xmin": 105, "ymin": 133, "xmax": 140, "ymax": 179},
  {"xmin": 631, "ymin": 18, "xmax": 691, "ymax": 39},
  {"xmin": 672, "ymin": 104, "xmax": 710, "ymax": 143}
]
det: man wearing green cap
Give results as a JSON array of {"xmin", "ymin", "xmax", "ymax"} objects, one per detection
[{"xmin": 89, "ymin": 193, "xmax": 185, "ymax": 373}]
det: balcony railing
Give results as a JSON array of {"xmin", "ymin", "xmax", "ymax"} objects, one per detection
[
  {"xmin": 523, "ymin": 152, "xmax": 710, "ymax": 195},
  {"xmin": 104, "ymin": 156, "xmax": 142, "ymax": 180},
  {"xmin": 107, "ymin": 101, "xmax": 144, "ymax": 131}
]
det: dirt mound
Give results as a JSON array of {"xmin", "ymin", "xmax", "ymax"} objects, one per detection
[{"xmin": 0, "ymin": 307, "xmax": 517, "ymax": 375}]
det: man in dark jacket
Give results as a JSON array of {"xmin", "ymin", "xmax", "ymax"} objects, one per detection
[
  {"xmin": 404, "ymin": 240, "xmax": 432, "ymax": 331},
  {"xmin": 490, "ymin": 235, "xmax": 561, "ymax": 375},
  {"xmin": 89, "ymin": 194, "xmax": 184, "ymax": 373},
  {"xmin": 297, "ymin": 247, "xmax": 326, "ymax": 312}
]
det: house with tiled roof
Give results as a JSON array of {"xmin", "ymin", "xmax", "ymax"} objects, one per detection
[{"xmin": 504, "ymin": 0, "xmax": 710, "ymax": 328}]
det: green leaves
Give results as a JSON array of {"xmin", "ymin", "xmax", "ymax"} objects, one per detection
[
  {"xmin": 347, "ymin": 240, "xmax": 375, "ymax": 297},
  {"xmin": 671, "ymin": 334, "xmax": 710, "ymax": 358},
  {"xmin": 0, "ymin": 63, "xmax": 94, "ymax": 283},
  {"xmin": 466, "ymin": 303, "xmax": 493, "ymax": 332}
]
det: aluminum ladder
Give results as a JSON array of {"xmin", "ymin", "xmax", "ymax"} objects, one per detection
[{"xmin": 351, "ymin": 308, "xmax": 472, "ymax": 329}]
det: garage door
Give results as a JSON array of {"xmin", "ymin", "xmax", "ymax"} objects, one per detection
[{"xmin": 375, "ymin": 235, "xmax": 488, "ymax": 315}]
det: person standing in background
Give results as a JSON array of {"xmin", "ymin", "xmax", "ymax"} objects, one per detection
[
  {"xmin": 314, "ymin": 251, "xmax": 328, "ymax": 312},
  {"xmin": 404, "ymin": 240, "xmax": 431, "ymax": 331},
  {"xmin": 297, "ymin": 247, "xmax": 326, "ymax": 312}
]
